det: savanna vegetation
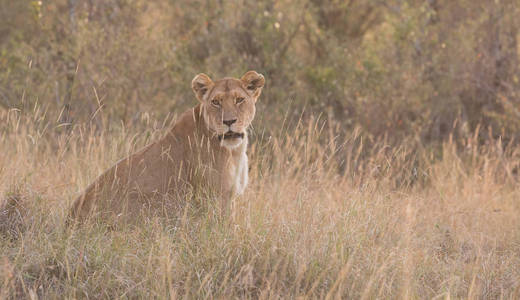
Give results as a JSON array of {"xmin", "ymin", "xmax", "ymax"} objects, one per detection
[{"xmin": 1, "ymin": 0, "xmax": 520, "ymax": 298}]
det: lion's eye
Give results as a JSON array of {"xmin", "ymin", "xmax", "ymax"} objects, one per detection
[
  {"xmin": 211, "ymin": 99, "xmax": 220, "ymax": 107},
  {"xmin": 236, "ymin": 97, "xmax": 245, "ymax": 104}
]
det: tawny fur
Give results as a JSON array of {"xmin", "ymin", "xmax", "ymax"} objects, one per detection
[{"xmin": 70, "ymin": 71, "xmax": 264, "ymax": 222}]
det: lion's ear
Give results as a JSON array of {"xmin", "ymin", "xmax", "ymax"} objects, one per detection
[
  {"xmin": 192, "ymin": 73, "xmax": 214, "ymax": 102},
  {"xmin": 241, "ymin": 71, "xmax": 265, "ymax": 99}
]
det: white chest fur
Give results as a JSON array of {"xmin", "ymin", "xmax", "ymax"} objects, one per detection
[
  {"xmin": 222, "ymin": 137, "xmax": 249, "ymax": 196},
  {"xmin": 233, "ymin": 152, "xmax": 248, "ymax": 195}
]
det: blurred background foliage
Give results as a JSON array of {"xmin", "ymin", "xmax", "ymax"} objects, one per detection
[{"xmin": 1, "ymin": 0, "xmax": 519, "ymax": 147}]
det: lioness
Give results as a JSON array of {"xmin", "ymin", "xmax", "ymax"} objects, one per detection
[{"xmin": 70, "ymin": 71, "xmax": 265, "ymax": 222}]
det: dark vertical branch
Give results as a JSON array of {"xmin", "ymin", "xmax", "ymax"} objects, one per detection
[
  {"xmin": 68, "ymin": 0, "xmax": 77, "ymax": 32},
  {"xmin": 58, "ymin": 0, "xmax": 78, "ymax": 125}
]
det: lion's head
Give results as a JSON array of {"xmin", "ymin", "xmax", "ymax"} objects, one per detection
[{"xmin": 191, "ymin": 71, "xmax": 265, "ymax": 149}]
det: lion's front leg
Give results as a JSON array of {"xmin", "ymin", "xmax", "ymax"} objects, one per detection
[{"xmin": 216, "ymin": 152, "xmax": 248, "ymax": 216}]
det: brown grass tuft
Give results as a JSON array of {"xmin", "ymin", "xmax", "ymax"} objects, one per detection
[{"xmin": 0, "ymin": 188, "xmax": 28, "ymax": 240}]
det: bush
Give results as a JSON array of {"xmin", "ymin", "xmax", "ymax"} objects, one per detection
[{"xmin": 2, "ymin": 0, "xmax": 519, "ymax": 146}]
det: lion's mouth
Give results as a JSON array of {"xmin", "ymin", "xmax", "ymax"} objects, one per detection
[{"xmin": 218, "ymin": 131, "xmax": 244, "ymax": 141}]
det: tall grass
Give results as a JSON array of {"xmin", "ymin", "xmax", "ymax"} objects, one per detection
[{"xmin": 1, "ymin": 106, "xmax": 520, "ymax": 299}]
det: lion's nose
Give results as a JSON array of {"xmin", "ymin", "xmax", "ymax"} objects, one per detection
[{"xmin": 223, "ymin": 119, "xmax": 237, "ymax": 126}]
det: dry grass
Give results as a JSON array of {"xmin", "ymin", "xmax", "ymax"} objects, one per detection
[{"xmin": 1, "ymin": 107, "xmax": 520, "ymax": 299}]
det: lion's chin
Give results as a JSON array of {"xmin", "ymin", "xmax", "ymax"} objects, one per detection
[{"xmin": 219, "ymin": 134, "xmax": 245, "ymax": 149}]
